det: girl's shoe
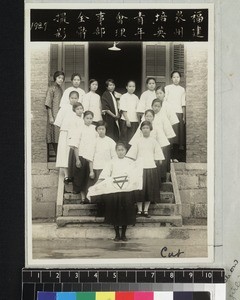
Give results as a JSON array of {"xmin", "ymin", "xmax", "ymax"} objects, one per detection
[
  {"xmin": 64, "ymin": 177, "xmax": 71, "ymax": 184},
  {"xmin": 143, "ymin": 211, "xmax": 151, "ymax": 218},
  {"xmin": 136, "ymin": 211, "xmax": 142, "ymax": 217},
  {"xmin": 82, "ymin": 199, "xmax": 90, "ymax": 204},
  {"xmin": 114, "ymin": 235, "xmax": 121, "ymax": 241},
  {"xmin": 72, "ymin": 191, "xmax": 80, "ymax": 194},
  {"xmin": 121, "ymin": 235, "xmax": 128, "ymax": 241}
]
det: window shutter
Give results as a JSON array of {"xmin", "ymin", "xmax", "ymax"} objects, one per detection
[
  {"xmin": 172, "ymin": 44, "xmax": 185, "ymax": 87},
  {"xmin": 63, "ymin": 44, "xmax": 86, "ymax": 89},
  {"xmin": 50, "ymin": 44, "xmax": 59, "ymax": 83},
  {"xmin": 145, "ymin": 43, "xmax": 168, "ymax": 87}
]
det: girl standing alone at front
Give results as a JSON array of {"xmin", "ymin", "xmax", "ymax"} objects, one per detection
[
  {"xmin": 119, "ymin": 80, "xmax": 139, "ymax": 147},
  {"xmin": 68, "ymin": 111, "xmax": 97, "ymax": 200},
  {"xmin": 98, "ymin": 143, "xmax": 136, "ymax": 241},
  {"xmin": 127, "ymin": 121, "xmax": 164, "ymax": 217},
  {"xmin": 60, "ymin": 73, "xmax": 85, "ymax": 107},
  {"xmin": 45, "ymin": 71, "xmax": 65, "ymax": 156},
  {"xmin": 165, "ymin": 71, "xmax": 186, "ymax": 161},
  {"xmin": 82, "ymin": 79, "xmax": 103, "ymax": 126}
]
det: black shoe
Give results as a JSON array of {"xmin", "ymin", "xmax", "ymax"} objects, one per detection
[
  {"xmin": 64, "ymin": 177, "xmax": 72, "ymax": 184},
  {"xmin": 82, "ymin": 199, "xmax": 90, "ymax": 204},
  {"xmin": 72, "ymin": 191, "xmax": 80, "ymax": 194},
  {"xmin": 143, "ymin": 212, "xmax": 151, "ymax": 218},
  {"xmin": 121, "ymin": 235, "xmax": 128, "ymax": 241},
  {"xmin": 114, "ymin": 235, "xmax": 121, "ymax": 241},
  {"xmin": 136, "ymin": 211, "xmax": 142, "ymax": 217}
]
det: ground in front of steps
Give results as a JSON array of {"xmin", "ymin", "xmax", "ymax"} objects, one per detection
[{"xmin": 31, "ymin": 223, "xmax": 208, "ymax": 260}]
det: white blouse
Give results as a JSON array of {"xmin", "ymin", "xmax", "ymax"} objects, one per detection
[
  {"xmin": 82, "ymin": 91, "xmax": 103, "ymax": 122},
  {"xmin": 99, "ymin": 157, "xmax": 134, "ymax": 179},
  {"xmin": 127, "ymin": 136, "xmax": 165, "ymax": 169},
  {"xmin": 119, "ymin": 93, "xmax": 139, "ymax": 122},
  {"xmin": 153, "ymin": 110, "xmax": 176, "ymax": 139},
  {"xmin": 165, "ymin": 84, "xmax": 186, "ymax": 113},
  {"xmin": 54, "ymin": 105, "xmax": 75, "ymax": 131},
  {"xmin": 60, "ymin": 87, "xmax": 85, "ymax": 108},
  {"xmin": 68, "ymin": 124, "xmax": 97, "ymax": 161},
  {"xmin": 92, "ymin": 136, "xmax": 116, "ymax": 170},
  {"xmin": 161, "ymin": 100, "xmax": 179, "ymax": 125},
  {"xmin": 137, "ymin": 90, "xmax": 156, "ymax": 113}
]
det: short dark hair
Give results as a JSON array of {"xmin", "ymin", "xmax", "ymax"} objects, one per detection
[
  {"xmin": 72, "ymin": 102, "xmax": 84, "ymax": 112},
  {"xmin": 144, "ymin": 109, "xmax": 155, "ymax": 117},
  {"xmin": 69, "ymin": 91, "xmax": 79, "ymax": 98},
  {"xmin": 53, "ymin": 71, "xmax": 65, "ymax": 81},
  {"xmin": 140, "ymin": 120, "xmax": 153, "ymax": 131},
  {"xmin": 126, "ymin": 80, "xmax": 136, "ymax": 86},
  {"xmin": 171, "ymin": 70, "xmax": 181, "ymax": 78},
  {"xmin": 156, "ymin": 85, "xmax": 165, "ymax": 93},
  {"xmin": 152, "ymin": 98, "xmax": 162, "ymax": 106},
  {"xmin": 146, "ymin": 77, "xmax": 156, "ymax": 84},
  {"xmin": 105, "ymin": 79, "xmax": 115, "ymax": 87},
  {"xmin": 115, "ymin": 142, "xmax": 127, "ymax": 150},
  {"xmin": 84, "ymin": 110, "xmax": 94, "ymax": 118},
  {"xmin": 95, "ymin": 120, "xmax": 107, "ymax": 130},
  {"xmin": 89, "ymin": 79, "xmax": 98, "ymax": 86},
  {"xmin": 71, "ymin": 73, "xmax": 82, "ymax": 81}
]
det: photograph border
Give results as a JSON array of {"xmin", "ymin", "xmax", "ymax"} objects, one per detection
[{"xmin": 25, "ymin": 2, "xmax": 214, "ymax": 267}]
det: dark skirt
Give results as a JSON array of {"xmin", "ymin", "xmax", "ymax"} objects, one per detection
[
  {"xmin": 171, "ymin": 113, "xmax": 185, "ymax": 147},
  {"xmin": 104, "ymin": 191, "xmax": 136, "ymax": 226},
  {"xmin": 134, "ymin": 168, "xmax": 160, "ymax": 203},
  {"xmin": 103, "ymin": 114, "xmax": 120, "ymax": 142},
  {"xmin": 68, "ymin": 152, "xmax": 89, "ymax": 193},
  {"xmin": 46, "ymin": 123, "xmax": 60, "ymax": 144},
  {"xmin": 119, "ymin": 120, "xmax": 139, "ymax": 147}
]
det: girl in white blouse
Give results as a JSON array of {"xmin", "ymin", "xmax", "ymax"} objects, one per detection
[
  {"xmin": 60, "ymin": 73, "xmax": 85, "ymax": 107},
  {"xmin": 89, "ymin": 121, "xmax": 116, "ymax": 182},
  {"xmin": 165, "ymin": 71, "xmax": 186, "ymax": 161},
  {"xmin": 156, "ymin": 85, "xmax": 179, "ymax": 126},
  {"xmin": 129, "ymin": 109, "xmax": 171, "ymax": 150},
  {"xmin": 119, "ymin": 80, "xmax": 139, "ymax": 147},
  {"xmin": 98, "ymin": 142, "xmax": 136, "ymax": 241},
  {"xmin": 127, "ymin": 121, "xmax": 164, "ymax": 218},
  {"xmin": 137, "ymin": 77, "xmax": 157, "ymax": 121},
  {"xmin": 82, "ymin": 79, "xmax": 103, "ymax": 125},
  {"xmin": 68, "ymin": 111, "xmax": 97, "ymax": 200},
  {"xmin": 54, "ymin": 91, "xmax": 80, "ymax": 183}
]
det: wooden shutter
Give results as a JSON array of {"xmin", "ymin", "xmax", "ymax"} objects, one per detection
[
  {"xmin": 63, "ymin": 44, "xmax": 87, "ymax": 90},
  {"xmin": 142, "ymin": 43, "xmax": 170, "ymax": 91},
  {"xmin": 171, "ymin": 43, "xmax": 185, "ymax": 87}
]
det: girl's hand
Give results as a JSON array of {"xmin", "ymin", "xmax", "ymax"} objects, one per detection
[
  {"xmin": 183, "ymin": 117, "xmax": 186, "ymax": 124},
  {"xmin": 89, "ymin": 171, "xmax": 95, "ymax": 179},
  {"xmin": 76, "ymin": 160, "xmax": 81, "ymax": 168},
  {"xmin": 126, "ymin": 120, "xmax": 131, "ymax": 128},
  {"xmin": 115, "ymin": 114, "xmax": 120, "ymax": 120},
  {"xmin": 49, "ymin": 117, "xmax": 54, "ymax": 124}
]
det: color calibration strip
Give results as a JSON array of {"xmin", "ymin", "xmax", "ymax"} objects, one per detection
[{"xmin": 37, "ymin": 291, "xmax": 210, "ymax": 300}]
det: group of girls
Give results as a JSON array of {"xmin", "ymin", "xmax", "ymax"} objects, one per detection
[{"xmin": 45, "ymin": 70, "xmax": 186, "ymax": 242}]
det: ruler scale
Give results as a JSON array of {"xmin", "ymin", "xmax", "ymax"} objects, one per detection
[{"xmin": 22, "ymin": 268, "xmax": 225, "ymax": 300}]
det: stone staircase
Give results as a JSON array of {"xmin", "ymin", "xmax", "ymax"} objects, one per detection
[{"xmin": 56, "ymin": 167, "xmax": 183, "ymax": 228}]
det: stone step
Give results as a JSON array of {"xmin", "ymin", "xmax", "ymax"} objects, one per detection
[
  {"xmin": 63, "ymin": 191, "xmax": 175, "ymax": 204},
  {"xmin": 62, "ymin": 203, "xmax": 181, "ymax": 217},
  {"xmin": 161, "ymin": 182, "xmax": 173, "ymax": 192},
  {"xmin": 56, "ymin": 215, "xmax": 183, "ymax": 228}
]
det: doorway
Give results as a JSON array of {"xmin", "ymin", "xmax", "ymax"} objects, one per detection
[{"xmin": 89, "ymin": 42, "xmax": 142, "ymax": 97}]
